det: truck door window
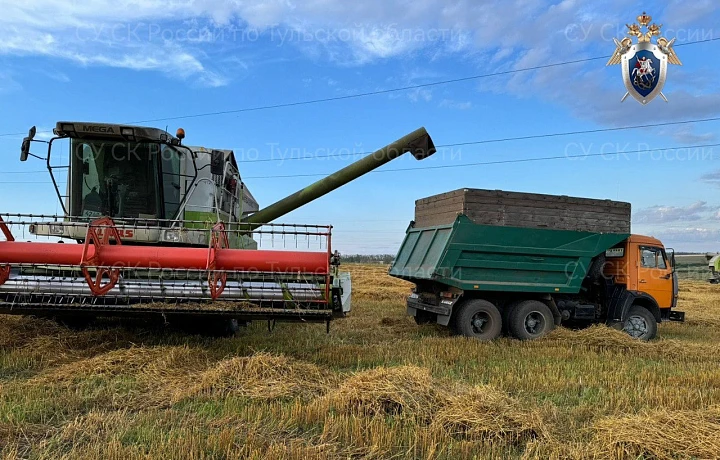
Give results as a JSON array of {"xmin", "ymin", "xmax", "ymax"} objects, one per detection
[{"xmin": 640, "ymin": 247, "xmax": 666, "ymax": 269}]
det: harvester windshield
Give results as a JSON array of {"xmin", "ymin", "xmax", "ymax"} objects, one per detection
[{"xmin": 69, "ymin": 139, "xmax": 183, "ymax": 220}]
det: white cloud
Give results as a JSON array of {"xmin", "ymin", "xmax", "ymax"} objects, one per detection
[
  {"xmin": 634, "ymin": 201, "xmax": 719, "ymax": 224},
  {"xmin": 700, "ymin": 171, "xmax": 720, "ymax": 188},
  {"xmin": 407, "ymin": 87, "xmax": 432, "ymax": 102},
  {"xmin": 439, "ymin": 98, "xmax": 472, "ymax": 110},
  {"xmin": 0, "ymin": 72, "xmax": 22, "ymax": 94},
  {"xmin": 659, "ymin": 126, "xmax": 717, "ymax": 144},
  {"xmin": 2, "ymin": 0, "xmax": 719, "ymax": 103},
  {"xmin": 654, "ymin": 227, "xmax": 720, "ymax": 244}
]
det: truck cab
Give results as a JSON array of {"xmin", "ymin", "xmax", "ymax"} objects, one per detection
[{"xmin": 604, "ymin": 235, "xmax": 680, "ymax": 321}]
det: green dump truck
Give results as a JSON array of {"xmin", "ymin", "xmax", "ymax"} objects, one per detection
[{"xmin": 389, "ymin": 189, "xmax": 683, "ymax": 341}]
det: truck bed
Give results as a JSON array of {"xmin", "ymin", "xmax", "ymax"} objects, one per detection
[
  {"xmin": 415, "ymin": 189, "xmax": 631, "ymax": 233},
  {"xmin": 389, "ymin": 215, "xmax": 629, "ymax": 294}
]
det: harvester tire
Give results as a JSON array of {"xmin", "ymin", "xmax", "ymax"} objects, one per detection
[
  {"xmin": 174, "ymin": 317, "xmax": 240, "ymax": 337},
  {"xmin": 211, "ymin": 318, "xmax": 240, "ymax": 337},
  {"xmin": 507, "ymin": 300, "xmax": 555, "ymax": 341},
  {"xmin": 54, "ymin": 315, "xmax": 95, "ymax": 330},
  {"xmin": 453, "ymin": 299, "xmax": 502, "ymax": 341},
  {"xmin": 622, "ymin": 305, "xmax": 657, "ymax": 341}
]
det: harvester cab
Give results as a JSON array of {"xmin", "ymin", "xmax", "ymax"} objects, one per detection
[
  {"xmin": 3, "ymin": 123, "xmax": 436, "ymax": 330},
  {"xmin": 23, "ymin": 122, "xmax": 258, "ymax": 247}
]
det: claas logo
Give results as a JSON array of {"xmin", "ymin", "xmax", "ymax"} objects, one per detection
[{"xmin": 95, "ymin": 228, "xmax": 135, "ymax": 239}]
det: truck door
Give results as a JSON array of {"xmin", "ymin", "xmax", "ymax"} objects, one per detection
[{"xmin": 637, "ymin": 246, "xmax": 673, "ymax": 308}]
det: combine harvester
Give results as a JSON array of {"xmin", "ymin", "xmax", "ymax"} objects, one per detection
[{"xmin": 0, "ymin": 122, "xmax": 435, "ymax": 333}]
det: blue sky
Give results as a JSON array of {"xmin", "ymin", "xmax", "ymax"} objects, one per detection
[{"xmin": 1, "ymin": 0, "xmax": 719, "ymax": 253}]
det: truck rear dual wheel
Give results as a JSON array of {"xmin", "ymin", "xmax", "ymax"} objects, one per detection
[
  {"xmin": 453, "ymin": 299, "xmax": 502, "ymax": 340},
  {"xmin": 507, "ymin": 300, "xmax": 555, "ymax": 341}
]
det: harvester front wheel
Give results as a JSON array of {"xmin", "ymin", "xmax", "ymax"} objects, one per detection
[
  {"xmin": 453, "ymin": 299, "xmax": 502, "ymax": 341},
  {"xmin": 507, "ymin": 300, "xmax": 555, "ymax": 341},
  {"xmin": 174, "ymin": 316, "xmax": 241, "ymax": 337},
  {"xmin": 54, "ymin": 315, "xmax": 95, "ymax": 330}
]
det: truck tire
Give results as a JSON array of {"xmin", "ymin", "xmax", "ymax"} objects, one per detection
[
  {"xmin": 622, "ymin": 305, "xmax": 657, "ymax": 341},
  {"xmin": 508, "ymin": 300, "xmax": 555, "ymax": 341},
  {"xmin": 453, "ymin": 299, "xmax": 502, "ymax": 340},
  {"xmin": 502, "ymin": 300, "xmax": 521, "ymax": 335},
  {"xmin": 586, "ymin": 254, "xmax": 606, "ymax": 283}
]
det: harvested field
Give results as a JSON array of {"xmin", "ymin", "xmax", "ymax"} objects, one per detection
[{"xmin": 1, "ymin": 264, "xmax": 720, "ymax": 458}]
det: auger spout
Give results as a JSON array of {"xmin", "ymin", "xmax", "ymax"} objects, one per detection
[{"xmin": 242, "ymin": 127, "xmax": 435, "ymax": 228}]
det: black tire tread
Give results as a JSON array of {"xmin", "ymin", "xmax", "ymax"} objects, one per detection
[
  {"xmin": 507, "ymin": 300, "xmax": 555, "ymax": 341},
  {"xmin": 453, "ymin": 299, "xmax": 502, "ymax": 341}
]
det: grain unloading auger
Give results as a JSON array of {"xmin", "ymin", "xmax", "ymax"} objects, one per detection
[{"xmin": 0, "ymin": 123, "xmax": 435, "ymax": 330}]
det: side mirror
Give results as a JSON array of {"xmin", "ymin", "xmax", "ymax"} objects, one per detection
[
  {"xmin": 20, "ymin": 138, "xmax": 31, "ymax": 161},
  {"xmin": 671, "ymin": 252, "xmax": 676, "ymax": 272},
  {"xmin": 20, "ymin": 126, "xmax": 36, "ymax": 162},
  {"xmin": 666, "ymin": 248, "xmax": 676, "ymax": 272}
]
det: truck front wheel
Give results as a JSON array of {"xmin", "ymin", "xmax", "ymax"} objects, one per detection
[
  {"xmin": 453, "ymin": 299, "xmax": 502, "ymax": 340},
  {"xmin": 508, "ymin": 300, "xmax": 555, "ymax": 340},
  {"xmin": 622, "ymin": 305, "xmax": 657, "ymax": 340}
]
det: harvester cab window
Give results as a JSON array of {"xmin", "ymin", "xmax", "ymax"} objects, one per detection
[
  {"xmin": 71, "ymin": 139, "xmax": 162, "ymax": 220},
  {"xmin": 161, "ymin": 145, "xmax": 182, "ymax": 220}
]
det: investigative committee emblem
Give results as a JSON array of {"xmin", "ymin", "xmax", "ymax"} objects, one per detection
[{"xmin": 606, "ymin": 12, "xmax": 682, "ymax": 104}]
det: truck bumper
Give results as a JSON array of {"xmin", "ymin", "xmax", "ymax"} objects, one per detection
[
  {"xmin": 407, "ymin": 294, "xmax": 456, "ymax": 326},
  {"xmin": 407, "ymin": 294, "xmax": 450, "ymax": 315},
  {"xmin": 668, "ymin": 311, "xmax": 685, "ymax": 322},
  {"xmin": 661, "ymin": 308, "xmax": 685, "ymax": 322}
]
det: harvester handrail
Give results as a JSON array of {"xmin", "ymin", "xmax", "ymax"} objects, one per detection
[{"xmin": 0, "ymin": 214, "xmax": 333, "ymax": 234}]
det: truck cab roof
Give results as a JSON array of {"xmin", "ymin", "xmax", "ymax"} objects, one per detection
[{"xmin": 627, "ymin": 234, "xmax": 664, "ymax": 247}]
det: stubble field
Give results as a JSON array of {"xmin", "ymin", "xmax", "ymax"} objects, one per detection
[{"xmin": 1, "ymin": 263, "xmax": 720, "ymax": 459}]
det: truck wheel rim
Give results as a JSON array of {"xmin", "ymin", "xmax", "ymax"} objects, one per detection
[
  {"xmin": 524, "ymin": 311, "xmax": 545, "ymax": 335},
  {"xmin": 624, "ymin": 315, "xmax": 648, "ymax": 338},
  {"xmin": 471, "ymin": 312, "xmax": 490, "ymax": 334}
]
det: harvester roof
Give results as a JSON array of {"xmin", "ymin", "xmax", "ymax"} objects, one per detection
[{"xmin": 53, "ymin": 121, "xmax": 182, "ymax": 146}]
